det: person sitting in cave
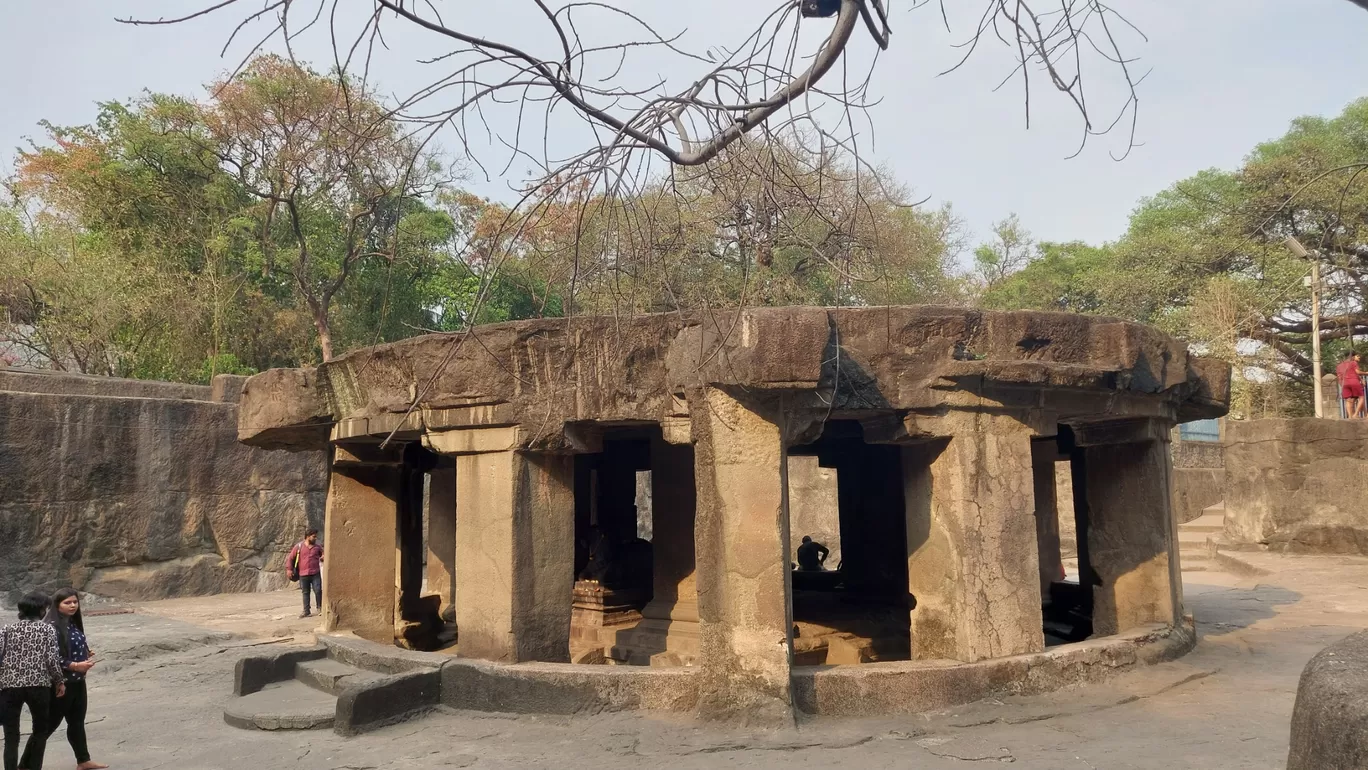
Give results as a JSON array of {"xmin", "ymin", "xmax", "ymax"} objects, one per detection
[{"xmin": 796, "ymin": 536, "xmax": 830, "ymax": 572}]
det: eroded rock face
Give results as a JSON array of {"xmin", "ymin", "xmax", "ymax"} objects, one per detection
[
  {"xmin": 1224, "ymin": 419, "xmax": 1368, "ymax": 554},
  {"xmin": 0, "ymin": 370, "xmax": 327, "ymax": 601},
  {"xmin": 239, "ymin": 307, "xmax": 1228, "ymax": 452}
]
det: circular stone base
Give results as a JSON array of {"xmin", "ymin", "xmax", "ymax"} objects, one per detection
[
  {"xmin": 793, "ymin": 620, "xmax": 1195, "ymax": 717},
  {"xmin": 425, "ymin": 619, "xmax": 1195, "ymax": 719}
]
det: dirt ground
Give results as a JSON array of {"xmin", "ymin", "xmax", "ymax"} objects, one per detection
[{"xmin": 20, "ymin": 554, "xmax": 1368, "ymax": 769}]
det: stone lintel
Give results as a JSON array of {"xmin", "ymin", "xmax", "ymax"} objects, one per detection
[
  {"xmin": 906, "ymin": 408, "xmax": 1055, "ymax": 441},
  {"xmin": 332, "ymin": 413, "xmax": 427, "ymax": 442},
  {"xmin": 333, "ymin": 443, "xmax": 406, "ymax": 467},
  {"xmin": 1071, "ymin": 417, "xmax": 1174, "ymax": 447},
  {"xmin": 423, "ymin": 425, "xmax": 522, "ymax": 455},
  {"xmin": 422, "ymin": 402, "xmax": 514, "ymax": 431}
]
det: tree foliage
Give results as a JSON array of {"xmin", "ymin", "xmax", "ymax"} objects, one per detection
[
  {"xmin": 0, "ymin": 56, "xmax": 967, "ymax": 382},
  {"xmin": 984, "ymin": 98, "xmax": 1368, "ymax": 417}
]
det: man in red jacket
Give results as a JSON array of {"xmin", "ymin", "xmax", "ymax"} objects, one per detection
[{"xmin": 287, "ymin": 528, "xmax": 325, "ymax": 618}]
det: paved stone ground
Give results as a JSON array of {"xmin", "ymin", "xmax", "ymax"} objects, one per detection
[{"xmin": 21, "ymin": 555, "xmax": 1368, "ymax": 769}]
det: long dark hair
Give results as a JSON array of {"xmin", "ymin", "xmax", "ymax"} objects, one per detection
[{"xmin": 45, "ymin": 588, "xmax": 84, "ymax": 660}]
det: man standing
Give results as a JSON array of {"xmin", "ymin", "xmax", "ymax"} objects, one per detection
[
  {"xmin": 287, "ymin": 528, "xmax": 324, "ymax": 618},
  {"xmin": 1337, "ymin": 350, "xmax": 1366, "ymax": 419}
]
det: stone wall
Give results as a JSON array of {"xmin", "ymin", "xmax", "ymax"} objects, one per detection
[
  {"xmin": 1224, "ymin": 418, "xmax": 1368, "ymax": 554},
  {"xmin": 0, "ymin": 369, "xmax": 327, "ymax": 601},
  {"xmin": 786, "ymin": 456, "xmax": 841, "ymax": 568},
  {"xmin": 1172, "ymin": 439, "xmax": 1224, "ymax": 469}
]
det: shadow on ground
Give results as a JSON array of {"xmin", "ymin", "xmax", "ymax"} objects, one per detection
[{"xmin": 1187, "ymin": 582, "xmax": 1301, "ymax": 638}]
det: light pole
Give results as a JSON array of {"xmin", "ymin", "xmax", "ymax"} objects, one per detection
[{"xmin": 1285, "ymin": 237, "xmax": 1323, "ymax": 418}]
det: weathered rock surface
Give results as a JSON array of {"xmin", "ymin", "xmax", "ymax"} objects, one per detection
[
  {"xmin": 1225, "ymin": 418, "xmax": 1368, "ymax": 554},
  {"xmin": 0, "ymin": 370, "xmax": 327, "ymax": 601},
  {"xmin": 240, "ymin": 307, "xmax": 1228, "ymax": 452},
  {"xmin": 1288, "ymin": 630, "xmax": 1368, "ymax": 769}
]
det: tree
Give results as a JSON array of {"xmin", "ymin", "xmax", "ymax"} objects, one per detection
[
  {"xmin": 116, "ymin": 0, "xmax": 1154, "ymax": 333},
  {"xmin": 983, "ymin": 98, "xmax": 1368, "ymax": 416},
  {"xmin": 972, "ymin": 215, "xmax": 1034, "ymax": 294},
  {"xmin": 5, "ymin": 66, "xmax": 467, "ymax": 378},
  {"xmin": 466, "ymin": 137, "xmax": 965, "ymax": 316},
  {"xmin": 980, "ymin": 241, "xmax": 1110, "ymax": 313},
  {"xmin": 198, "ymin": 55, "xmax": 445, "ymax": 360}
]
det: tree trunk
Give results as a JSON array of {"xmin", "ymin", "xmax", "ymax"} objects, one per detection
[{"xmin": 311, "ymin": 305, "xmax": 335, "ymax": 361}]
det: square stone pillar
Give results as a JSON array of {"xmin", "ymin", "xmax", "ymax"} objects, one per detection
[
  {"xmin": 1080, "ymin": 419, "xmax": 1182, "ymax": 636},
  {"xmin": 607, "ymin": 435, "xmax": 699, "ymax": 665},
  {"xmin": 688, "ymin": 387, "xmax": 793, "ymax": 723},
  {"xmin": 1031, "ymin": 438, "xmax": 1065, "ymax": 599},
  {"xmin": 426, "ymin": 461, "xmax": 457, "ymax": 621},
  {"xmin": 904, "ymin": 414, "xmax": 1044, "ymax": 662},
  {"xmin": 434, "ymin": 427, "xmax": 576, "ymax": 663},
  {"xmin": 322, "ymin": 445, "xmax": 402, "ymax": 643}
]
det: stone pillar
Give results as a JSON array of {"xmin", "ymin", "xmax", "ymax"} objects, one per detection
[
  {"xmin": 904, "ymin": 414, "xmax": 1044, "ymax": 662},
  {"xmin": 688, "ymin": 387, "xmax": 792, "ymax": 723},
  {"xmin": 437, "ymin": 427, "xmax": 577, "ymax": 663},
  {"xmin": 426, "ymin": 461, "xmax": 457, "ymax": 621},
  {"xmin": 1031, "ymin": 438, "xmax": 1065, "ymax": 599},
  {"xmin": 608, "ymin": 435, "xmax": 699, "ymax": 665},
  {"xmin": 1081, "ymin": 419, "xmax": 1181, "ymax": 636},
  {"xmin": 322, "ymin": 445, "xmax": 401, "ymax": 643}
]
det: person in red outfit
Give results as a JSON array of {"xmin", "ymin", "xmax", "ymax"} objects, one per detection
[
  {"xmin": 1336, "ymin": 350, "xmax": 1366, "ymax": 419},
  {"xmin": 287, "ymin": 529, "xmax": 325, "ymax": 619}
]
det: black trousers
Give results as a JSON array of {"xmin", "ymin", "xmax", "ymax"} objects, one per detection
[
  {"xmin": 1, "ymin": 686, "xmax": 52, "ymax": 770},
  {"xmin": 300, "ymin": 573, "xmax": 322, "ymax": 613},
  {"xmin": 20, "ymin": 680, "xmax": 88, "ymax": 767}
]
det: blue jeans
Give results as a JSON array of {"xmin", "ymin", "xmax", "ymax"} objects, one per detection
[{"xmin": 299, "ymin": 574, "xmax": 322, "ymax": 614}]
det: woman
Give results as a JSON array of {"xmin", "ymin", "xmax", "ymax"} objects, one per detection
[
  {"xmin": 0, "ymin": 592, "xmax": 64, "ymax": 770},
  {"xmin": 20, "ymin": 591, "xmax": 105, "ymax": 770}
]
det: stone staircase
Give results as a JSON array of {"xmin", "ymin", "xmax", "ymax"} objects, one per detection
[
  {"xmin": 1177, "ymin": 502, "xmax": 1225, "ymax": 572},
  {"xmin": 223, "ymin": 636, "xmax": 442, "ymax": 735}
]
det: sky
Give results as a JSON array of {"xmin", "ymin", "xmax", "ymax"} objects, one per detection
[{"xmin": 2, "ymin": 0, "xmax": 1367, "ymax": 251}]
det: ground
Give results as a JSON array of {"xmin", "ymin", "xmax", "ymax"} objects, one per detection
[{"xmin": 22, "ymin": 554, "xmax": 1368, "ymax": 769}]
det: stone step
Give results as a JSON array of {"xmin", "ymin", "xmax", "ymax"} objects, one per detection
[
  {"xmin": 1180, "ymin": 512, "xmax": 1225, "ymax": 534},
  {"xmin": 223, "ymin": 680, "xmax": 335, "ymax": 731},
  {"xmin": 296, "ymin": 657, "xmax": 385, "ymax": 696},
  {"xmin": 1178, "ymin": 530, "xmax": 1213, "ymax": 548}
]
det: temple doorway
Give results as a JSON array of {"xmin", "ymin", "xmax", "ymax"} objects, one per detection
[{"xmin": 788, "ymin": 420, "xmax": 912, "ymax": 664}]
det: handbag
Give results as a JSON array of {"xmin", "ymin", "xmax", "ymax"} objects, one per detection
[{"xmin": 288, "ymin": 543, "xmax": 301, "ymax": 582}]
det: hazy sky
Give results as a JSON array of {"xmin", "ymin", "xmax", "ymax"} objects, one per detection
[{"xmin": 3, "ymin": 1, "xmax": 1367, "ymax": 250}]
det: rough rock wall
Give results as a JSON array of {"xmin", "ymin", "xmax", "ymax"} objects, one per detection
[
  {"xmin": 1224, "ymin": 418, "xmax": 1368, "ymax": 554},
  {"xmin": 1172, "ymin": 467, "xmax": 1224, "ymax": 524},
  {"xmin": 1172, "ymin": 439, "xmax": 1224, "ymax": 469},
  {"xmin": 785, "ymin": 456, "xmax": 841, "ymax": 567},
  {"xmin": 0, "ymin": 369, "xmax": 327, "ymax": 601}
]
